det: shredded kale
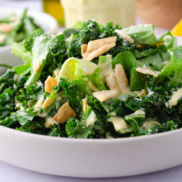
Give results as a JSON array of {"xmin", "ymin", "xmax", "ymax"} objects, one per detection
[{"xmin": 1, "ymin": 20, "xmax": 182, "ymax": 138}]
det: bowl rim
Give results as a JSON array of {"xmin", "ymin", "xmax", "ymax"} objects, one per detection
[{"xmin": 1, "ymin": 124, "xmax": 181, "ymax": 143}]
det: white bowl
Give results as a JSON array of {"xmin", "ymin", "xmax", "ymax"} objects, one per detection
[
  {"xmin": 0, "ymin": 8, "xmax": 59, "ymax": 49},
  {"xmin": 0, "ymin": 37, "xmax": 182, "ymax": 178},
  {"xmin": 0, "ymin": 120, "xmax": 182, "ymax": 178},
  {"xmin": 176, "ymin": 36, "xmax": 182, "ymax": 46}
]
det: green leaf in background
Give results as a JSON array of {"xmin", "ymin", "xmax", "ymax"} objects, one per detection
[
  {"xmin": 11, "ymin": 43, "xmax": 32, "ymax": 64},
  {"xmin": 12, "ymin": 43, "xmax": 32, "ymax": 75}
]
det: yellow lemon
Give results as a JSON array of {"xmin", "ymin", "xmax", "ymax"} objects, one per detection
[{"xmin": 171, "ymin": 19, "xmax": 182, "ymax": 36}]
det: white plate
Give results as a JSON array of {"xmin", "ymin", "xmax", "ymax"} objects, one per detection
[
  {"xmin": 0, "ymin": 37, "xmax": 182, "ymax": 178},
  {"xmin": 0, "ymin": 8, "xmax": 59, "ymax": 50}
]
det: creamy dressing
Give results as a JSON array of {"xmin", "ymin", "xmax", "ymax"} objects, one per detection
[
  {"xmin": 108, "ymin": 116, "xmax": 128, "ymax": 131},
  {"xmin": 168, "ymin": 88, "xmax": 182, "ymax": 108},
  {"xmin": 127, "ymin": 109, "xmax": 145, "ymax": 116},
  {"xmin": 142, "ymin": 120, "xmax": 160, "ymax": 129},
  {"xmin": 34, "ymin": 96, "xmax": 44, "ymax": 109},
  {"xmin": 86, "ymin": 111, "xmax": 96, "ymax": 127},
  {"xmin": 106, "ymin": 133, "xmax": 114, "ymax": 139},
  {"xmin": 15, "ymin": 99, "xmax": 24, "ymax": 111},
  {"xmin": 45, "ymin": 117, "xmax": 58, "ymax": 128}
]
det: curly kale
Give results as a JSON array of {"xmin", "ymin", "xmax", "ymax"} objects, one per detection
[
  {"xmin": 66, "ymin": 118, "xmax": 94, "ymax": 138},
  {"xmin": 67, "ymin": 20, "xmax": 135, "ymax": 59}
]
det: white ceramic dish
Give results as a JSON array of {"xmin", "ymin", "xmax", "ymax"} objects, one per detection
[
  {"xmin": 0, "ymin": 37, "xmax": 182, "ymax": 178},
  {"xmin": 0, "ymin": 8, "xmax": 59, "ymax": 50}
]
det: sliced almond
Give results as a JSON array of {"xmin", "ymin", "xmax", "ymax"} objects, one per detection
[
  {"xmin": 106, "ymin": 74, "xmax": 120, "ymax": 94},
  {"xmin": 82, "ymin": 98, "xmax": 87, "ymax": 113},
  {"xmin": 93, "ymin": 90, "xmax": 118, "ymax": 102},
  {"xmin": 114, "ymin": 64, "xmax": 130, "ymax": 93},
  {"xmin": 53, "ymin": 69, "xmax": 60, "ymax": 81},
  {"xmin": 115, "ymin": 29, "xmax": 134, "ymax": 43},
  {"xmin": 0, "ymin": 23, "xmax": 14, "ymax": 33},
  {"xmin": 53, "ymin": 102, "xmax": 76, "ymax": 123},
  {"xmin": 42, "ymin": 97, "xmax": 54, "ymax": 108},
  {"xmin": 106, "ymin": 64, "xmax": 130, "ymax": 94},
  {"xmin": 135, "ymin": 67, "xmax": 159, "ymax": 77},
  {"xmin": 0, "ymin": 34, "xmax": 6, "ymax": 43},
  {"xmin": 136, "ymin": 89, "xmax": 146, "ymax": 98},
  {"xmin": 33, "ymin": 59, "xmax": 40, "ymax": 73},
  {"xmin": 88, "ymin": 81, "xmax": 99, "ymax": 92},
  {"xmin": 45, "ymin": 76, "xmax": 57, "ymax": 94},
  {"xmin": 81, "ymin": 36, "xmax": 116, "ymax": 61}
]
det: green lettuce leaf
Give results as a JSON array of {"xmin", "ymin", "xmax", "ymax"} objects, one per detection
[
  {"xmin": 121, "ymin": 24, "xmax": 158, "ymax": 45},
  {"xmin": 156, "ymin": 46, "xmax": 182, "ymax": 85},
  {"xmin": 112, "ymin": 52, "xmax": 145, "ymax": 90}
]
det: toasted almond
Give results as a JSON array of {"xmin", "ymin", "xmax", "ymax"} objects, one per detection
[
  {"xmin": 135, "ymin": 67, "xmax": 159, "ymax": 77},
  {"xmin": 42, "ymin": 97, "xmax": 54, "ymax": 108},
  {"xmin": 45, "ymin": 76, "xmax": 57, "ymax": 94},
  {"xmin": 114, "ymin": 64, "xmax": 130, "ymax": 93},
  {"xmin": 82, "ymin": 98, "xmax": 87, "ymax": 113},
  {"xmin": 33, "ymin": 59, "xmax": 41, "ymax": 73},
  {"xmin": 53, "ymin": 102, "xmax": 76, "ymax": 123},
  {"xmin": 106, "ymin": 74, "xmax": 120, "ymax": 94},
  {"xmin": 93, "ymin": 90, "xmax": 118, "ymax": 102},
  {"xmin": 81, "ymin": 36, "xmax": 116, "ymax": 61},
  {"xmin": 0, "ymin": 23, "xmax": 14, "ymax": 32},
  {"xmin": 136, "ymin": 89, "xmax": 146, "ymax": 98},
  {"xmin": 81, "ymin": 44, "xmax": 88, "ymax": 55},
  {"xmin": 106, "ymin": 64, "xmax": 130, "ymax": 94},
  {"xmin": 86, "ymin": 37, "xmax": 116, "ymax": 52},
  {"xmin": 88, "ymin": 81, "xmax": 99, "ymax": 92},
  {"xmin": 83, "ymin": 43, "xmax": 116, "ymax": 62},
  {"xmin": 0, "ymin": 34, "xmax": 5, "ymax": 43}
]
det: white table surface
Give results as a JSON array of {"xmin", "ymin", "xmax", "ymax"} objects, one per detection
[{"xmin": 1, "ymin": 0, "xmax": 181, "ymax": 181}]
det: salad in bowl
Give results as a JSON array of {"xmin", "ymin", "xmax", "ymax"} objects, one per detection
[
  {"xmin": 0, "ymin": 20, "xmax": 181, "ymax": 139},
  {"xmin": 0, "ymin": 8, "xmax": 42, "ymax": 47}
]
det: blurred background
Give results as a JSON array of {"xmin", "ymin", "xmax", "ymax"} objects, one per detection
[{"xmin": 1, "ymin": 0, "xmax": 182, "ymax": 36}]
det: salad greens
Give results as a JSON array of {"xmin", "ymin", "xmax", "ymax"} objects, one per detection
[
  {"xmin": 0, "ymin": 9, "xmax": 41, "ymax": 47},
  {"xmin": 0, "ymin": 19, "xmax": 182, "ymax": 139}
]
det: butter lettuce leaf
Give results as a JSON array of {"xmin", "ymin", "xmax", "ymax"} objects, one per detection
[{"xmin": 121, "ymin": 24, "xmax": 158, "ymax": 45}]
